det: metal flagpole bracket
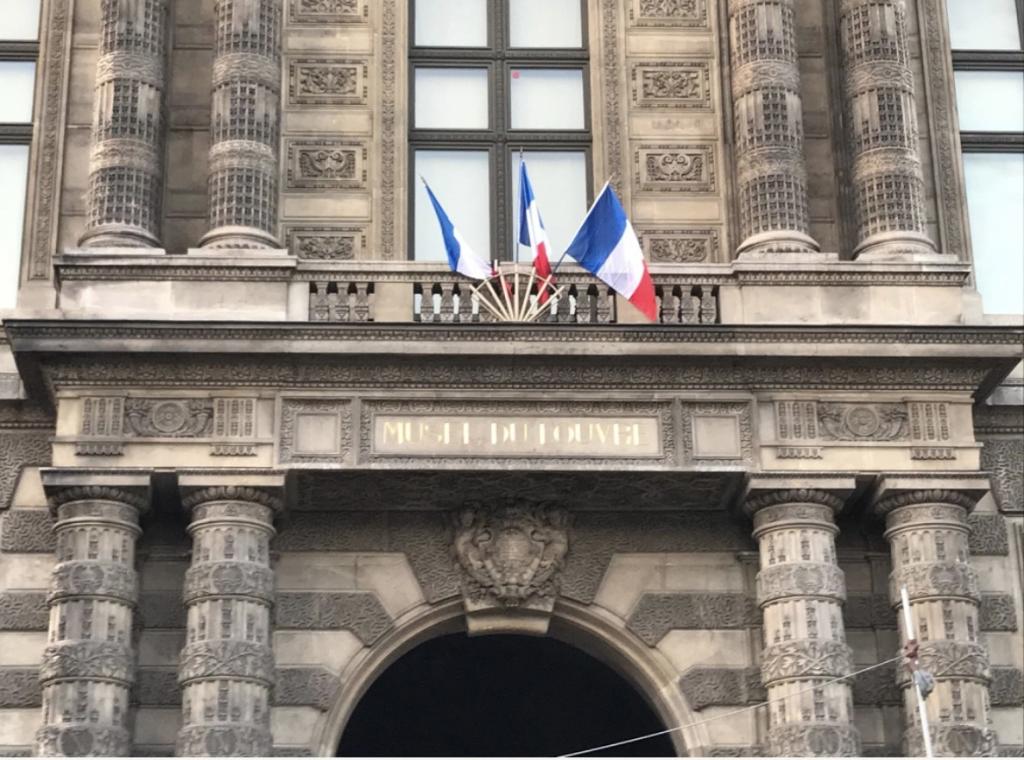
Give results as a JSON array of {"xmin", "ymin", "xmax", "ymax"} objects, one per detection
[{"xmin": 470, "ymin": 263, "xmax": 565, "ymax": 323}]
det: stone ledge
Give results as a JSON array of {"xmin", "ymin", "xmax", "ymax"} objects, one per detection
[{"xmin": 136, "ymin": 667, "xmax": 343, "ymax": 712}]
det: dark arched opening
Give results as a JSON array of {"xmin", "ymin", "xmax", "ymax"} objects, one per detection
[{"xmin": 336, "ymin": 632, "xmax": 677, "ymax": 757}]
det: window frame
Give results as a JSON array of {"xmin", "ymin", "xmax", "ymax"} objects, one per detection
[
  {"xmin": 408, "ymin": 0, "xmax": 593, "ymax": 262},
  {"xmin": 951, "ymin": 0, "xmax": 1024, "ymax": 154}
]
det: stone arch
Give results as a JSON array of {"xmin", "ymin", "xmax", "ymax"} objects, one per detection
[{"xmin": 315, "ymin": 598, "xmax": 706, "ymax": 756}]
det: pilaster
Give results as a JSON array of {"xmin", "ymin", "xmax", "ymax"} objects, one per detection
[
  {"xmin": 79, "ymin": 0, "xmax": 168, "ymax": 249},
  {"xmin": 175, "ymin": 477, "xmax": 285, "ymax": 757},
  {"xmin": 728, "ymin": 0, "xmax": 818, "ymax": 256},
  {"xmin": 199, "ymin": 0, "xmax": 283, "ymax": 250},
  {"xmin": 874, "ymin": 476, "xmax": 997, "ymax": 757},
  {"xmin": 837, "ymin": 0, "xmax": 937, "ymax": 260},
  {"xmin": 745, "ymin": 478, "xmax": 860, "ymax": 756},
  {"xmin": 34, "ymin": 473, "xmax": 151, "ymax": 757}
]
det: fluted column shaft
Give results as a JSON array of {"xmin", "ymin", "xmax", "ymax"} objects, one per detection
[
  {"xmin": 748, "ymin": 491, "xmax": 860, "ymax": 756},
  {"xmin": 176, "ymin": 488, "xmax": 281, "ymax": 756},
  {"xmin": 838, "ymin": 0, "xmax": 936, "ymax": 259},
  {"xmin": 199, "ymin": 0, "xmax": 282, "ymax": 249},
  {"xmin": 80, "ymin": 0, "xmax": 168, "ymax": 249},
  {"xmin": 877, "ymin": 491, "xmax": 995, "ymax": 756},
  {"xmin": 728, "ymin": 0, "xmax": 818, "ymax": 255},
  {"xmin": 35, "ymin": 488, "xmax": 148, "ymax": 757}
]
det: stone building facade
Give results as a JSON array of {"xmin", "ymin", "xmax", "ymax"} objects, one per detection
[{"xmin": 0, "ymin": 0, "xmax": 1022, "ymax": 757}]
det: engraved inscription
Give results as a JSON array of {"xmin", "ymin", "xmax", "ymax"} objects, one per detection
[{"xmin": 374, "ymin": 416, "xmax": 662, "ymax": 458}]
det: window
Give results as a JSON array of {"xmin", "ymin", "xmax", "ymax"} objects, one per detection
[
  {"xmin": 0, "ymin": 0, "xmax": 40, "ymax": 309},
  {"xmin": 410, "ymin": 0, "xmax": 590, "ymax": 263},
  {"xmin": 948, "ymin": 0, "xmax": 1024, "ymax": 314}
]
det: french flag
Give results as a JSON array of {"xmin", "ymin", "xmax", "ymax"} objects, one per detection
[
  {"xmin": 518, "ymin": 160, "xmax": 555, "ymax": 303},
  {"xmin": 564, "ymin": 182, "xmax": 658, "ymax": 322},
  {"xmin": 422, "ymin": 179, "xmax": 494, "ymax": 281}
]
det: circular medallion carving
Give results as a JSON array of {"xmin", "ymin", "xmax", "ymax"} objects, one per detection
[
  {"xmin": 150, "ymin": 401, "xmax": 188, "ymax": 434},
  {"xmin": 845, "ymin": 406, "xmax": 880, "ymax": 437}
]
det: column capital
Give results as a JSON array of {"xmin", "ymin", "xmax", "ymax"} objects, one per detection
[
  {"xmin": 40, "ymin": 468, "xmax": 151, "ymax": 514},
  {"xmin": 743, "ymin": 475, "xmax": 856, "ymax": 517},
  {"xmin": 177, "ymin": 472, "xmax": 286, "ymax": 514},
  {"xmin": 871, "ymin": 474, "xmax": 990, "ymax": 517}
]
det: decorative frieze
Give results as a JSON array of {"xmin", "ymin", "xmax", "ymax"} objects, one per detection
[
  {"xmin": 775, "ymin": 400, "xmax": 953, "ymax": 444},
  {"xmin": 980, "ymin": 437, "xmax": 1024, "ymax": 515},
  {"xmin": 630, "ymin": 62, "xmax": 711, "ymax": 110},
  {"xmin": 176, "ymin": 486, "xmax": 282, "ymax": 757},
  {"xmin": 818, "ymin": 403, "xmax": 909, "ymax": 441},
  {"xmin": 635, "ymin": 145, "xmax": 716, "ymax": 193},
  {"xmin": 288, "ymin": 0, "xmax": 366, "ymax": 25},
  {"xmin": 287, "ymin": 58, "xmax": 368, "ymax": 106},
  {"xmin": 838, "ymin": 0, "xmax": 936, "ymax": 258},
  {"xmin": 78, "ymin": 396, "xmax": 256, "ymax": 443},
  {"xmin": 35, "ymin": 485, "xmax": 149, "ymax": 758},
  {"xmin": 0, "ymin": 592, "xmax": 49, "ymax": 631},
  {"xmin": 875, "ymin": 489, "xmax": 995, "ymax": 756},
  {"xmin": 285, "ymin": 139, "xmax": 368, "ymax": 190},
  {"xmin": 200, "ymin": 0, "xmax": 283, "ymax": 249},
  {"xmin": 727, "ymin": 0, "xmax": 817, "ymax": 255},
  {"xmin": 629, "ymin": 0, "xmax": 709, "ymax": 28},
  {"xmin": 748, "ymin": 490, "xmax": 860, "ymax": 756},
  {"xmin": 284, "ymin": 226, "xmax": 365, "ymax": 260},
  {"xmin": 274, "ymin": 591, "xmax": 392, "ymax": 645},
  {"xmin": 79, "ymin": 0, "xmax": 168, "ymax": 249}
]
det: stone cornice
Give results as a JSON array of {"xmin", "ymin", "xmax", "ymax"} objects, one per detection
[{"xmin": 5, "ymin": 320, "xmax": 1022, "ymax": 355}]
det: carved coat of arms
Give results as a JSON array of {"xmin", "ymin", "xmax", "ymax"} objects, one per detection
[{"xmin": 453, "ymin": 502, "xmax": 570, "ymax": 606}]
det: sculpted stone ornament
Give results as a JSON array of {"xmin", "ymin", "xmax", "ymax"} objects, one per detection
[
  {"xmin": 452, "ymin": 501, "xmax": 570, "ymax": 635},
  {"xmin": 768, "ymin": 724, "xmax": 861, "ymax": 757}
]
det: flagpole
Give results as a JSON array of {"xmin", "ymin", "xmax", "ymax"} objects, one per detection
[{"xmin": 901, "ymin": 585, "xmax": 934, "ymax": 759}]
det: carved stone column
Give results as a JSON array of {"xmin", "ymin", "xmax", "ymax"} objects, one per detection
[
  {"xmin": 875, "ymin": 486, "xmax": 996, "ymax": 756},
  {"xmin": 838, "ymin": 0, "xmax": 937, "ymax": 259},
  {"xmin": 79, "ymin": 0, "xmax": 168, "ymax": 249},
  {"xmin": 747, "ymin": 488, "xmax": 860, "ymax": 756},
  {"xmin": 176, "ymin": 486, "xmax": 283, "ymax": 756},
  {"xmin": 199, "ymin": 0, "xmax": 282, "ymax": 249},
  {"xmin": 728, "ymin": 0, "xmax": 818, "ymax": 255},
  {"xmin": 35, "ymin": 483, "xmax": 150, "ymax": 757}
]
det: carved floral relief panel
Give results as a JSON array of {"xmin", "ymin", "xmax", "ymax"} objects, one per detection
[
  {"xmin": 287, "ymin": 58, "xmax": 369, "ymax": 107},
  {"xmin": 284, "ymin": 225, "xmax": 366, "ymax": 260},
  {"xmin": 285, "ymin": 140, "xmax": 369, "ymax": 190},
  {"xmin": 630, "ymin": 61, "xmax": 712, "ymax": 110},
  {"xmin": 628, "ymin": 0, "xmax": 709, "ymax": 28},
  {"xmin": 635, "ymin": 144, "xmax": 716, "ymax": 193},
  {"xmin": 640, "ymin": 228, "xmax": 720, "ymax": 262},
  {"xmin": 288, "ymin": 0, "xmax": 367, "ymax": 25}
]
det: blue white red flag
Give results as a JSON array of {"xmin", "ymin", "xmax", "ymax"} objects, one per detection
[
  {"xmin": 518, "ymin": 160, "xmax": 555, "ymax": 303},
  {"xmin": 563, "ymin": 182, "xmax": 657, "ymax": 322},
  {"xmin": 422, "ymin": 180, "xmax": 494, "ymax": 281}
]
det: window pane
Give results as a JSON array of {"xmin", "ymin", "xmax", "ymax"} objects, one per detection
[
  {"xmin": 0, "ymin": 145, "xmax": 29, "ymax": 309},
  {"xmin": 513, "ymin": 151, "xmax": 588, "ymax": 258},
  {"xmin": 0, "ymin": 62, "xmax": 36, "ymax": 123},
  {"xmin": 946, "ymin": 0, "xmax": 1021, "ymax": 50},
  {"xmin": 509, "ymin": 69, "xmax": 585, "ymax": 130},
  {"xmin": 3, "ymin": 0, "xmax": 41, "ymax": 41},
  {"xmin": 415, "ymin": 68, "xmax": 489, "ymax": 129},
  {"xmin": 964, "ymin": 153, "xmax": 1024, "ymax": 314},
  {"xmin": 415, "ymin": 150, "xmax": 491, "ymax": 262},
  {"xmin": 510, "ymin": 0, "xmax": 583, "ymax": 48},
  {"xmin": 955, "ymin": 71, "xmax": 1024, "ymax": 132},
  {"xmin": 415, "ymin": 0, "xmax": 487, "ymax": 47}
]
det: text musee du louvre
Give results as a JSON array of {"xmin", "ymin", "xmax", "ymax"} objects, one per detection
[{"xmin": 374, "ymin": 415, "xmax": 662, "ymax": 457}]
